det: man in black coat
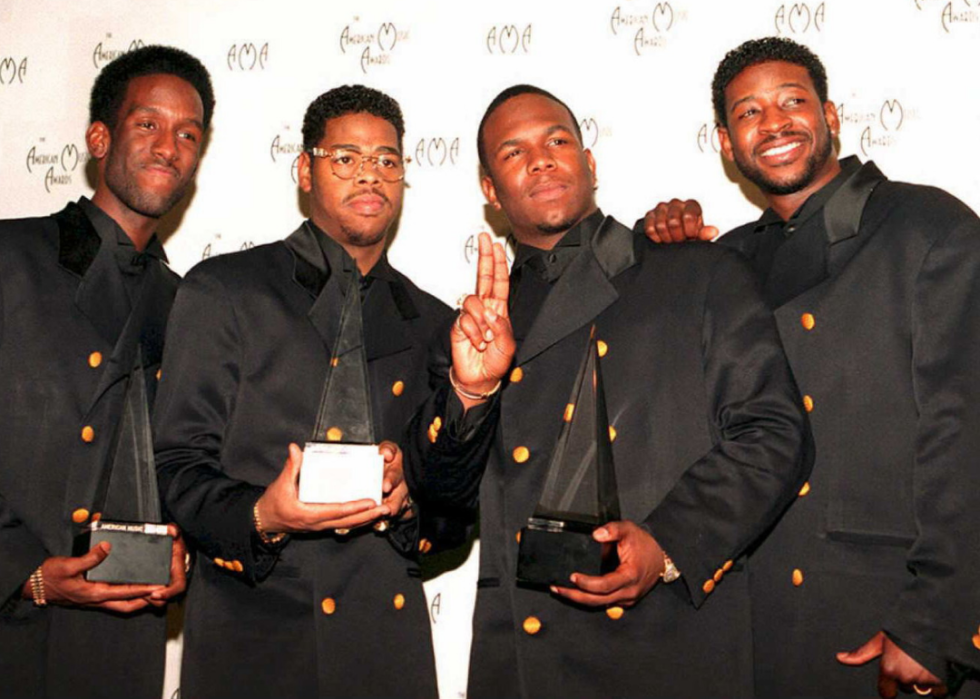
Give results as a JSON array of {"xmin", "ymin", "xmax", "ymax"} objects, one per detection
[
  {"xmin": 153, "ymin": 85, "xmax": 447, "ymax": 698},
  {"xmin": 404, "ymin": 84, "xmax": 811, "ymax": 698},
  {"xmin": 645, "ymin": 37, "xmax": 980, "ymax": 698},
  {"xmin": 0, "ymin": 46, "xmax": 214, "ymax": 698}
]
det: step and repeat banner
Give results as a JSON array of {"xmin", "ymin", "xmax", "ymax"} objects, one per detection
[{"xmin": 2, "ymin": 1, "xmax": 979, "ymax": 697}]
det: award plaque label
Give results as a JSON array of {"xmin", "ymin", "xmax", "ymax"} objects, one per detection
[
  {"xmin": 77, "ymin": 521, "xmax": 173, "ymax": 585},
  {"xmin": 297, "ymin": 266, "xmax": 382, "ymax": 505},
  {"xmin": 516, "ymin": 327, "xmax": 622, "ymax": 589},
  {"xmin": 298, "ymin": 442, "xmax": 384, "ymax": 504}
]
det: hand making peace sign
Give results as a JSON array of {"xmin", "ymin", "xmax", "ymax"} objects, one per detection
[{"xmin": 450, "ymin": 232, "xmax": 516, "ymax": 408}]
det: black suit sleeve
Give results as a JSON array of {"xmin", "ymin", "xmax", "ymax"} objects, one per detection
[
  {"xmin": 0, "ymin": 494, "xmax": 47, "ymax": 616},
  {"xmin": 642, "ymin": 249, "xmax": 813, "ymax": 607},
  {"xmin": 883, "ymin": 215, "xmax": 980, "ymax": 673},
  {"xmin": 153, "ymin": 267, "xmax": 282, "ymax": 584}
]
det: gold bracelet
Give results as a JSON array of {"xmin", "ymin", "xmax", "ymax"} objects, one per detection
[
  {"xmin": 253, "ymin": 501, "xmax": 286, "ymax": 546},
  {"xmin": 30, "ymin": 566, "xmax": 47, "ymax": 607},
  {"xmin": 448, "ymin": 367, "xmax": 502, "ymax": 401}
]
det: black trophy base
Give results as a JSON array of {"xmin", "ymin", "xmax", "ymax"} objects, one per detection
[
  {"xmin": 74, "ymin": 521, "xmax": 173, "ymax": 585},
  {"xmin": 516, "ymin": 518, "xmax": 618, "ymax": 588}
]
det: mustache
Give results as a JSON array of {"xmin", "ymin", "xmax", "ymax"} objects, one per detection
[
  {"xmin": 343, "ymin": 188, "xmax": 390, "ymax": 205},
  {"xmin": 145, "ymin": 157, "xmax": 180, "ymax": 178},
  {"xmin": 756, "ymin": 130, "xmax": 811, "ymax": 149}
]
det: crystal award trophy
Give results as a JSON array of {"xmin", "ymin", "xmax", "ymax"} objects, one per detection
[
  {"xmin": 76, "ymin": 354, "xmax": 173, "ymax": 585},
  {"xmin": 516, "ymin": 327, "xmax": 621, "ymax": 588},
  {"xmin": 298, "ymin": 270, "xmax": 384, "ymax": 504}
]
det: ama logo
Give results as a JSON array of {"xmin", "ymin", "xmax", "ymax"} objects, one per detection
[
  {"xmin": 227, "ymin": 43, "xmax": 269, "ymax": 71},
  {"xmin": 486, "ymin": 24, "xmax": 532, "ymax": 54},
  {"xmin": 774, "ymin": 3, "xmax": 825, "ymax": 34}
]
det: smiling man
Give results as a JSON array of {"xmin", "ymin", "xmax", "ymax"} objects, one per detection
[
  {"xmin": 644, "ymin": 37, "xmax": 980, "ymax": 698},
  {"xmin": 152, "ymin": 85, "xmax": 447, "ymax": 698},
  {"xmin": 405, "ymin": 84, "xmax": 811, "ymax": 698},
  {"xmin": 0, "ymin": 46, "xmax": 213, "ymax": 699}
]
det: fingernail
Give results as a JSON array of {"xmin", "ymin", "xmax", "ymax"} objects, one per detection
[
  {"xmin": 549, "ymin": 586, "xmax": 558, "ymax": 594},
  {"xmin": 478, "ymin": 341, "xmax": 487, "ymax": 351},
  {"xmin": 484, "ymin": 329, "xmax": 494, "ymax": 341}
]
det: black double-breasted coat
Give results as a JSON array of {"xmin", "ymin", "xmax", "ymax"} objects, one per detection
[
  {"xmin": 0, "ymin": 201, "xmax": 178, "ymax": 699},
  {"xmin": 719, "ymin": 160, "xmax": 980, "ymax": 697},
  {"xmin": 153, "ymin": 223, "xmax": 450, "ymax": 698},
  {"xmin": 407, "ymin": 214, "xmax": 811, "ymax": 698}
]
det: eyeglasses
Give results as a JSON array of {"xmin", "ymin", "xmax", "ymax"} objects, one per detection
[{"xmin": 308, "ymin": 148, "xmax": 411, "ymax": 183}]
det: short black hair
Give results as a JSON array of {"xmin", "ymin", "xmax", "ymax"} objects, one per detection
[
  {"xmin": 477, "ymin": 84, "xmax": 584, "ymax": 173},
  {"xmin": 89, "ymin": 45, "xmax": 215, "ymax": 130},
  {"xmin": 712, "ymin": 37, "xmax": 828, "ymax": 128},
  {"xmin": 302, "ymin": 85, "xmax": 405, "ymax": 153}
]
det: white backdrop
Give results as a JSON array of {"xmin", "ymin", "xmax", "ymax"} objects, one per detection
[{"xmin": 2, "ymin": 2, "xmax": 979, "ymax": 697}]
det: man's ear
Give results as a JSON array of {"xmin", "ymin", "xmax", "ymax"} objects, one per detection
[
  {"xmin": 824, "ymin": 101, "xmax": 841, "ymax": 140},
  {"xmin": 481, "ymin": 173, "xmax": 501, "ymax": 210},
  {"xmin": 297, "ymin": 151, "xmax": 313, "ymax": 193},
  {"xmin": 584, "ymin": 148, "xmax": 597, "ymax": 188},
  {"xmin": 86, "ymin": 121, "xmax": 111, "ymax": 161},
  {"xmin": 717, "ymin": 126, "xmax": 735, "ymax": 163}
]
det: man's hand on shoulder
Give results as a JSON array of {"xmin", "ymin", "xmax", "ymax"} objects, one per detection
[
  {"xmin": 550, "ymin": 520, "xmax": 666, "ymax": 608},
  {"xmin": 644, "ymin": 199, "xmax": 717, "ymax": 244}
]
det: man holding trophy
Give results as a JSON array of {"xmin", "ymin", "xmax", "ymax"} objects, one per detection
[
  {"xmin": 153, "ymin": 85, "xmax": 448, "ymax": 697},
  {"xmin": 405, "ymin": 84, "xmax": 812, "ymax": 698}
]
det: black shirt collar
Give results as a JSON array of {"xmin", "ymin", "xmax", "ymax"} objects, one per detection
[
  {"xmin": 76, "ymin": 196, "xmax": 167, "ymax": 266},
  {"xmin": 512, "ymin": 209, "xmax": 604, "ymax": 283},
  {"xmin": 306, "ymin": 219, "xmax": 397, "ymax": 284},
  {"xmin": 755, "ymin": 156, "xmax": 863, "ymax": 233}
]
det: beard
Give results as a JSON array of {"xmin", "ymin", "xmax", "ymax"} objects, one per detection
[
  {"xmin": 734, "ymin": 127, "xmax": 834, "ymax": 196},
  {"xmin": 339, "ymin": 223, "xmax": 388, "ymax": 248},
  {"xmin": 104, "ymin": 154, "xmax": 193, "ymax": 219}
]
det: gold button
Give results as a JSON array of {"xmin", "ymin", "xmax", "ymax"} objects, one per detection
[
  {"xmin": 803, "ymin": 395, "xmax": 814, "ymax": 412},
  {"xmin": 321, "ymin": 597, "xmax": 337, "ymax": 615},
  {"xmin": 972, "ymin": 634, "xmax": 980, "ymax": 650},
  {"xmin": 792, "ymin": 568, "xmax": 804, "ymax": 587},
  {"xmin": 563, "ymin": 403, "xmax": 575, "ymax": 422},
  {"xmin": 326, "ymin": 427, "xmax": 343, "ymax": 442},
  {"xmin": 214, "ymin": 557, "xmax": 226, "ymax": 567},
  {"xmin": 232, "ymin": 560, "xmax": 243, "ymax": 573},
  {"xmin": 513, "ymin": 446, "xmax": 530, "ymax": 463},
  {"xmin": 523, "ymin": 616, "xmax": 542, "ymax": 635},
  {"xmin": 702, "ymin": 579, "xmax": 716, "ymax": 594},
  {"xmin": 713, "ymin": 569, "xmax": 724, "ymax": 583},
  {"xmin": 597, "ymin": 340, "xmax": 608, "ymax": 357},
  {"xmin": 608, "ymin": 426, "xmax": 617, "ymax": 442},
  {"xmin": 515, "ymin": 530, "xmax": 522, "ymax": 543},
  {"xmin": 81, "ymin": 425, "xmax": 95, "ymax": 443},
  {"xmin": 71, "ymin": 508, "xmax": 90, "ymax": 524},
  {"xmin": 801, "ymin": 313, "xmax": 816, "ymax": 331},
  {"xmin": 606, "ymin": 606, "xmax": 624, "ymax": 620},
  {"xmin": 799, "ymin": 481, "xmax": 811, "ymax": 497},
  {"xmin": 393, "ymin": 593, "xmax": 406, "ymax": 610},
  {"xmin": 722, "ymin": 560, "xmax": 733, "ymax": 572},
  {"xmin": 156, "ymin": 369, "xmax": 162, "ymax": 380},
  {"xmin": 88, "ymin": 352, "xmax": 102, "ymax": 368},
  {"xmin": 331, "ymin": 357, "xmax": 339, "ymax": 367},
  {"xmin": 433, "ymin": 416, "xmax": 442, "ymax": 430},
  {"xmin": 392, "ymin": 380, "xmax": 405, "ymax": 396},
  {"xmin": 510, "ymin": 367, "xmax": 524, "ymax": 383},
  {"xmin": 427, "ymin": 425, "xmax": 439, "ymax": 444},
  {"xmin": 418, "ymin": 538, "xmax": 432, "ymax": 554}
]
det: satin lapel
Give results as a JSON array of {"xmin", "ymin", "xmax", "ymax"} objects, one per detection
[
  {"xmin": 824, "ymin": 161, "xmax": 886, "ymax": 277},
  {"xmin": 284, "ymin": 223, "xmax": 345, "ymax": 354},
  {"xmin": 54, "ymin": 204, "xmax": 130, "ymax": 346},
  {"xmin": 85, "ymin": 262, "xmax": 177, "ymax": 413},
  {"xmin": 363, "ymin": 278, "xmax": 416, "ymax": 361},
  {"xmin": 516, "ymin": 216, "xmax": 636, "ymax": 366}
]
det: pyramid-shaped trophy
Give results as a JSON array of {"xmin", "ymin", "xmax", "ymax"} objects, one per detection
[
  {"xmin": 298, "ymin": 270, "xmax": 384, "ymax": 504},
  {"xmin": 76, "ymin": 352, "xmax": 173, "ymax": 584},
  {"xmin": 516, "ymin": 326, "xmax": 621, "ymax": 588}
]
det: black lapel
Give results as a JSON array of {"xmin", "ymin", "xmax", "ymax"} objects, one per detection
[
  {"xmin": 363, "ymin": 275, "xmax": 418, "ymax": 361},
  {"xmin": 53, "ymin": 203, "xmax": 130, "ymax": 346},
  {"xmin": 516, "ymin": 216, "xmax": 636, "ymax": 366},
  {"xmin": 823, "ymin": 161, "xmax": 887, "ymax": 276},
  {"xmin": 284, "ymin": 222, "xmax": 344, "ymax": 353}
]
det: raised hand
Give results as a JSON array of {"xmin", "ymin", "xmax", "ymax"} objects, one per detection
[
  {"xmin": 644, "ymin": 199, "xmax": 718, "ymax": 244},
  {"xmin": 450, "ymin": 232, "xmax": 516, "ymax": 407}
]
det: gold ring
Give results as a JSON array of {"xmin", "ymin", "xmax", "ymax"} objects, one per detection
[
  {"xmin": 184, "ymin": 552, "xmax": 192, "ymax": 573},
  {"xmin": 335, "ymin": 528, "xmax": 350, "ymax": 536},
  {"xmin": 373, "ymin": 520, "xmax": 389, "ymax": 533},
  {"xmin": 913, "ymin": 685, "xmax": 933, "ymax": 696}
]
